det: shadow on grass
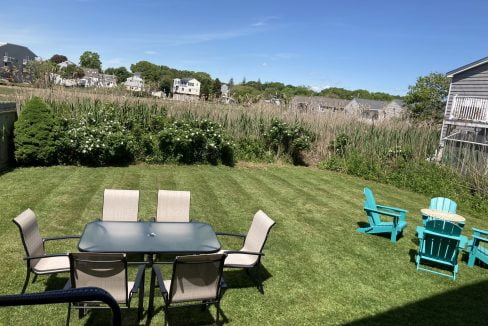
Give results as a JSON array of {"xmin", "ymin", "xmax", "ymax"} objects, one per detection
[
  {"xmin": 146, "ymin": 304, "xmax": 228, "ymax": 326},
  {"xmin": 344, "ymin": 280, "xmax": 488, "ymax": 325},
  {"xmin": 44, "ymin": 274, "xmax": 69, "ymax": 291},
  {"xmin": 222, "ymin": 265, "xmax": 272, "ymax": 291},
  {"xmin": 356, "ymin": 222, "xmax": 407, "ymax": 242}
]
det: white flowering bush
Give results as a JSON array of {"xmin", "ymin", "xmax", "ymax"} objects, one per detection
[
  {"xmin": 158, "ymin": 119, "xmax": 234, "ymax": 165},
  {"xmin": 58, "ymin": 115, "xmax": 135, "ymax": 166}
]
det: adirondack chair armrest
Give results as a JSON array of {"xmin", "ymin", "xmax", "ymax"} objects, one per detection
[
  {"xmin": 416, "ymin": 226, "xmax": 425, "ymax": 239},
  {"xmin": 364, "ymin": 208, "xmax": 400, "ymax": 219},
  {"xmin": 377, "ymin": 205, "xmax": 408, "ymax": 214},
  {"xmin": 472, "ymin": 228, "xmax": 488, "ymax": 237},
  {"xmin": 458, "ymin": 235, "xmax": 468, "ymax": 249},
  {"xmin": 472, "ymin": 234, "xmax": 488, "ymax": 243}
]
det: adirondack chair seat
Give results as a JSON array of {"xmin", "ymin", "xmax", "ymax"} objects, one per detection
[
  {"xmin": 357, "ymin": 187, "xmax": 408, "ymax": 243},
  {"xmin": 416, "ymin": 221, "xmax": 467, "ymax": 280},
  {"xmin": 467, "ymin": 228, "xmax": 488, "ymax": 268}
]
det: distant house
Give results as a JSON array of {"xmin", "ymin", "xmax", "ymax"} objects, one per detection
[
  {"xmin": 438, "ymin": 56, "xmax": 488, "ymax": 158},
  {"xmin": 345, "ymin": 98, "xmax": 404, "ymax": 121},
  {"xmin": 0, "ymin": 43, "xmax": 38, "ymax": 82},
  {"xmin": 78, "ymin": 68, "xmax": 116, "ymax": 88},
  {"xmin": 57, "ymin": 60, "xmax": 76, "ymax": 69},
  {"xmin": 173, "ymin": 78, "xmax": 201, "ymax": 96},
  {"xmin": 124, "ymin": 73, "xmax": 145, "ymax": 91},
  {"xmin": 221, "ymin": 84, "xmax": 229, "ymax": 97},
  {"xmin": 290, "ymin": 96, "xmax": 350, "ymax": 113}
]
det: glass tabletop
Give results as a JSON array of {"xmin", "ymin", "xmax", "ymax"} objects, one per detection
[{"xmin": 78, "ymin": 220, "xmax": 221, "ymax": 254}]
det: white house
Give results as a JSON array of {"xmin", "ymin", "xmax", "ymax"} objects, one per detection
[
  {"xmin": 57, "ymin": 60, "xmax": 76, "ymax": 69},
  {"xmin": 172, "ymin": 78, "xmax": 200, "ymax": 96},
  {"xmin": 124, "ymin": 73, "xmax": 145, "ymax": 91}
]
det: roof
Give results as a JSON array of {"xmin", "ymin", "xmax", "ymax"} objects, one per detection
[
  {"xmin": 446, "ymin": 56, "xmax": 488, "ymax": 77},
  {"xmin": 292, "ymin": 96, "xmax": 350, "ymax": 107},
  {"xmin": 352, "ymin": 98, "xmax": 389, "ymax": 110},
  {"xmin": 0, "ymin": 43, "xmax": 37, "ymax": 60}
]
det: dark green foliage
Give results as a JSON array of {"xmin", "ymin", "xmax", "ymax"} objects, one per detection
[
  {"xmin": 264, "ymin": 119, "xmax": 313, "ymax": 165},
  {"xmin": 14, "ymin": 97, "xmax": 58, "ymax": 165},
  {"xmin": 404, "ymin": 72, "xmax": 450, "ymax": 121},
  {"xmin": 319, "ymin": 87, "xmax": 400, "ymax": 101},
  {"xmin": 104, "ymin": 67, "xmax": 131, "ymax": 83},
  {"xmin": 79, "ymin": 51, "xmax": 102, "ymax": 71},
  {"xmin": 49, "ymin": 54, "xmax": 68, "ymax": 64},
  {"xmin": 60, "ymin": 64, "xmax": 85, "ymax": 79}
]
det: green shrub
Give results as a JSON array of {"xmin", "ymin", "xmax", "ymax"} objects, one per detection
[
  {"xmin": 234, "ymin": 138, "xmax": 273, "ymax": 162},
  {"xmin": 264, "ymin": 119, "xmax": 313, "ymax": 164},
  {"xmin": 58, "ymin": 115, "xmax": 135, "ymax": 166},
  {"xmin": 158, "ymin": 119, "xmax": 235, "ymax": 165},
  {"xmin": 14, "ymin": 97, "xmax": 58, "ymax": 165}
]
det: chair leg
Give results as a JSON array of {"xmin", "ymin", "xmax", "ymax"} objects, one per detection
[
  {"xmin": 390, "ymin": 231, "xmax": 397, "ymax": 243},
  {"xmin": 215, "ymin": 302, "xmax": 221, "ymax": 325},
  {"xmin": 21, "ymin": 268, "xmax": 31, "ymax": 294},
  {"xmin": 254, "ymin": 264, "xmax": 264, "ymax": 294},
  {"xmin": 467, "ymin": 251, "xmax": 477, "ymax": 267},
  {"xmin": 32, "ymin": 274, "xmax": 38, "ymax": 283},
  {"xmin": 78, "ymin": 304, "xmax": 85, "ymax": 319},
  {"xmin": 66, "ymin": 302, "xmax": 71, "ymax": 326},
  {"xmin": 138, "ymin": 273, "xmax": 144, "ymax": 321},
  {"xmin": 163, "ymin": 306, "xmax": 169, "ymax": 326}
]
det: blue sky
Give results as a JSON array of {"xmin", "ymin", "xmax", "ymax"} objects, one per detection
[{"xmin": 1, "ymin": 0, "xmax": 487, "ymax": 95}]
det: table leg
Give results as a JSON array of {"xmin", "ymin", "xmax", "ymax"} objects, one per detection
[{"xmin": 148, "ymin": 254, "xmax": 155, "ymax": 318}]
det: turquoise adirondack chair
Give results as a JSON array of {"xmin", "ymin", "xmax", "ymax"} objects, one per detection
[
  {"xmin": 422, "ymin": 197, "xmax": 457, "ymax": 225},
  {"xmin": 416, "ymin": 219, "xmax": 467, "ymax": 280},
  {"xmin": 467, "ymin": 228, "xmax": 488, "ymax": 268},
  {"xmin": 357, "ymin": 187, "xmax": 408, "ymax": 243}
]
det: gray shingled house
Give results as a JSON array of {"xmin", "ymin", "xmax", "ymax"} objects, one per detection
[
  {"xmin": 290, "ymin": 96, "xmax": 350, "ymax": 113},
  {"xmin": 438, "ymin": 56, "xmax": 488, "ymax": 158},
  {"xmin": 344, "ymin": 98, "xmax": 404, "ymax": 121},
  {"xmin": 0, "ymin": 43, "xmax": 38, "ymax": 82}
]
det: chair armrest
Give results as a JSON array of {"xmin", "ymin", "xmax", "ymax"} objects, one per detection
[
  {"xmin": 223, "ymin": 250, "xmax": 264, "ymax": 256},
  {"xmin": 216, "ymin": 232, "xmax": 247, "ymax": 238},
  {"xmin": 23, "ymin": 253, "xmax": 68, "ymax": 261},
  {"xmin": 43, "ymin": 235, "xmax": 80, "ymax": 243},
  {"xmin": 377, "ymin": 205, "xmax": 408, "ymax": 213},
  {"xmin": 130, "ymin": 265, "xmax": 146, "ymax": 294},
  {"xmin": 472, "ymin": 234, "xmax": 488, "ymax": 243},
  {"xmin": 364, "ymin": 208, "xmax": 400, "ymax": 218},
  {"xmin": 416, "ymin": 226, "xmax": 425, "ymax": 239},
  {"xmin": 472, "ymin": 228, "xmax": 488, "ymax": 236},
  {"xmin": 459, "ymin": 235, "xmax": 468, "ymax": 249},
  {"xmin": 152, "ymin": 265, "xmax": 168, "ymax": 296}
]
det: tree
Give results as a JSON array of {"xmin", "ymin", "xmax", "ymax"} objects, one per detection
[
  {"xmin": 79, "ymin": 51, "xmax": 102, "ymax": 71},
  {"xmin": 60, "ymin": 64, "xmax": 85, "ymax": 79},
  {"xmin": 105, "ymin": 66, "xmax": 131, "ymax": 83},
  {"xmin": 159, "ymin": 77, "xmax": 172, "ymax": 95},
  {"xmin": 26, "ymin": 60, "xmax": 57, "ymax": 87},
  {"xmin": 130, "ymin": 61, "xmax": 162, "ymax": 82},
  {"xmin": 242, "ymin": 77, "xmax": 246, "ymax": 85},
  {"xmin": 212, "ymin": 78, "xmax": 222, "ymax": 98},
  {"xmin": 49, "ymin": 54, "xmax": 68, "ymax": 64},
  {"xmin": 404, "ymin": 72, "xmax": 450, "ymax": 120},
  {"xmin": 228, "ymin": 78, "xmax": 234, "ymax": 88}
]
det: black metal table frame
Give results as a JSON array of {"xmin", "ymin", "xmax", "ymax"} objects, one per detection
[{"xmin": 77, "ymin": 220, "xmax": 221, "ymax": 318}]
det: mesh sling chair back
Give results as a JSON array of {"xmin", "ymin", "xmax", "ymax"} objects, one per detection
[
  {"xmin": 152, "ymin": 253, "xmax": 227, "ymax": 325},
  {"xmin": 217, "ymin": 210, "xmax": 276, "ymax": 293},
  {"xmin": 102, "ymin": 189, "xmax": 140, "ymax": 222},
  {"xmin": 67, "ymin": 252, "xmax": 145, "ymax": 321},
  {"xmin": 12, "ymin": 208, "xmax": 79, "ymax": 293},
  {"xmin": 156, "ymin": 190, "xmax": 191, "ymax": 222}
]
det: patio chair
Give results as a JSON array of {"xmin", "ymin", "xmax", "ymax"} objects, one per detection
[
  {"xmin": 216, "ymin": 210, "xmax": 275, "ymax": 293},
  {"xmin": 422, "ymin": 197, "xmax": 457, "ymax": 225},
  {"xmin": 416, "ymin": 219, "xmax": 467, "ymax": 280},
  {"xmin": 152, "ymin": 253, "xmax": 227, "ymax": 325},
  {"xmin": 12, "ymin": 208, "xmax": 80, "ymax": 293},
  {"xmin": 156, "ymin": 190, "xmax": 191, "ymax": 222},
  {"xmin": 357, "ymin": 187, "xmax": 408, "ymax": 243},
  {"xmin": 66, "ymin": 252, "xmax": 145, "ymax": 321},
  {"xmin": 467, "ymin": 227, "xmax": 488, "ymax": 268},
  {"xmin": 102, "ymin": 189, "xmax": 139, "ymax": 221}
]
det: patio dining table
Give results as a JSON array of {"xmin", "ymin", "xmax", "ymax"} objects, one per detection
[{"xmin": 78, "ymin": 220, "xmax": 221, "ymax": 317}]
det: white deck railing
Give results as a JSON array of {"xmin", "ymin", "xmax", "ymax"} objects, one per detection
[{"xmin": 450, "ymin": 95, "xmax": 488, "ymax": 123}]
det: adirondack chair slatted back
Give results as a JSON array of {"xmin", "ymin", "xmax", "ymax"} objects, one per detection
[
  {"xmin": 420, "ymin": 220, "xmax": 463, "ymax": 264},
  {"xmin": 429, "ymin": 197, "xmax": 457, "ymax": 213},
  {"xmin": 363, "ymin": 188, "xmax": 380, "ymax": 225}
]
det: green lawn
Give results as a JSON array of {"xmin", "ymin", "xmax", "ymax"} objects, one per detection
[{"xmin": 0, "ymin": 164, "xmax": 487, "ymax": 325}]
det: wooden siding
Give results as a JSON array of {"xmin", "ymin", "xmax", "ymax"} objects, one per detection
[{"xmin": 445, "ymin": 62, "xmax": 488, "ymax": 118}]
